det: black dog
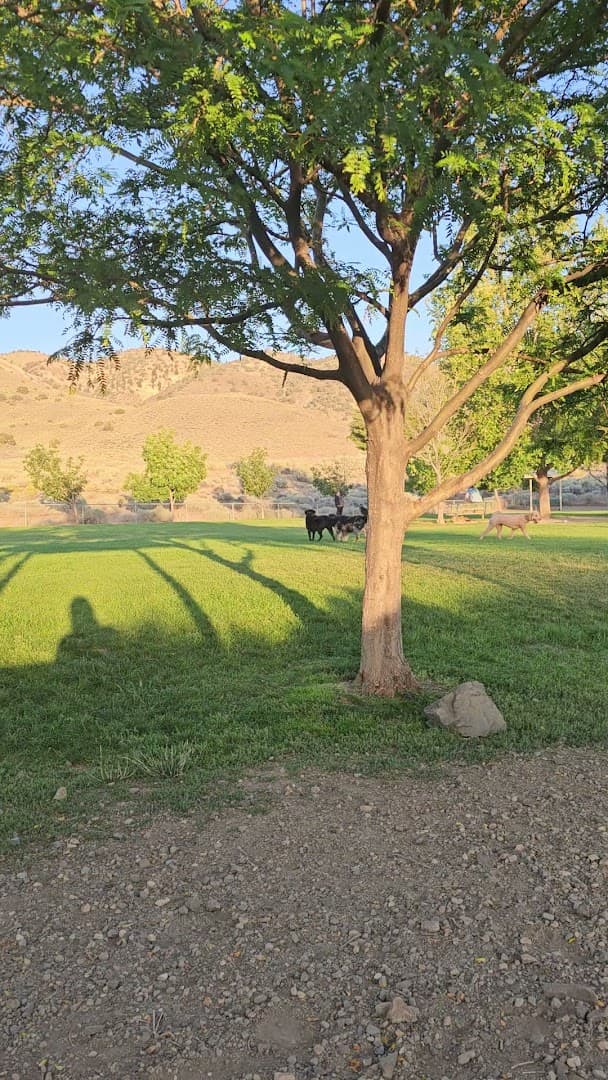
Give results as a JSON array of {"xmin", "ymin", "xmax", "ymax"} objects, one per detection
[{"xmin": 305, "ymin": 508, "xmax": 337, "ymax": 542}]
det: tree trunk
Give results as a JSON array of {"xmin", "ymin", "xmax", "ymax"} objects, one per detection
[
  {"xmin": 537, "ymin": 468, "xmax": 551, "ymax": 519},
  {"xmin": 356, "ymin": 401, "xmax": 419, "ymax": 695},
  {"xmin": 436, "ymin": 503, "xmax": 445, "ymax": 525}
]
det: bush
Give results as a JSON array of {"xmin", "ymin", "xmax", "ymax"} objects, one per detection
[
  {"xmin": 0, "ymin": 433, "xmax": 16, "ymax": 446},
  {"xmin": 152, "ymin": 504, "xmax": 172, "ymax": 522},
  {"xmin": 235, "ymin": 447, "xmax": 277, "ymax": 498},
  {"xmin": 81, "ymin": 508, "xmax": 106, "ymax": 525},
  {"xmin": 311, "ymin": 462, "xmax": 352, "ymax": 498}
]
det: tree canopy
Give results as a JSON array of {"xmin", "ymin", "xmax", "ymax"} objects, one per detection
[
  {"xmin": 125, "ymin": 430, "xmax": 207, "ymax": 513},
  {"xmin": 235, "ymin": 447, "xmax": 277, "ymax": 499},
  {"xmin": 311, "ymin": 462, "xmax": 352, "ymax": 499},
  {"xmin": 24, "ymin": 442, "xmax": 87, "ymax": 519}
]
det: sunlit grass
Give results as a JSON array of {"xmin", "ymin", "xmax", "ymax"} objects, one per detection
[{"xmin": 0, "ymin": 519, "xmax": 606, "ymax": 849}]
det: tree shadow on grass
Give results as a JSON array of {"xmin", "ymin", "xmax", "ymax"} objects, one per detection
[
  {"xmin": 136, "ymin": 550, "xmax": 218, "ymax": 643},
  {"xmin": 0, "ymin": 521, "xmax": 316, "ymax": 557},
  {"xmin": 0, "ymin": 553, "xmax": 31, "ymax": 594},
  {"xmin": 0, "ymin": 523, "xmax": 607, "ymax": 848},
  {"xmin": 169, "ymin": 540, "xmax": 323, "ymax": 628}
]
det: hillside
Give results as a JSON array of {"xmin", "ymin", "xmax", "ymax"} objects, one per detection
[{"xmin": 0, "ymin": 348, "xmax": 364, "ymax": 501}]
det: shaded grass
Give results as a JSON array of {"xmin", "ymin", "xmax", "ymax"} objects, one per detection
[{"xmin": 0, "ymin": 519, "xmax": 606, "ymax": 850}]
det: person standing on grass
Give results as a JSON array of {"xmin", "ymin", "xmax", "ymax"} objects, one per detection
[{"xmin": 334, "ymin": 490, "xmax": 345, "ymax": 515}]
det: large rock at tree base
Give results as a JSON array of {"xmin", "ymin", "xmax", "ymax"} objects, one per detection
[{"xmin": 424, "ymin": 681, "xmax": 506, "ymax": 738}]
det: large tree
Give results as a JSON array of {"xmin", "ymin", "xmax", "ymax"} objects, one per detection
[{"xmin": 1, "ymin": 0, "xmax": 607, "ymax": 694}]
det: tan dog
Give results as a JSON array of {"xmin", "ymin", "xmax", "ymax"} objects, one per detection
[{"xmin": 480, "ymin": 511, "xmax": 540, "ymax": 539}]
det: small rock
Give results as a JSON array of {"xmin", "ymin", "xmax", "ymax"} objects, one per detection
[
  {"xmin": 380, "ymin": 1052, "xmax": 398, "ymax": 1079},
  {"xmin": 424, "ymin": 681, "xmax": 506, "ymax": 738},
  {"xmin": 385, "ymin": 997, "xmax": 420, "ymax": 1024},
  {"xmin": 53, "ymin": 787, "xmax": 68, "ymax": 801},
  {"xmin": 206, "ymin": 899, "xmax": 222, "ymax": 912},
  {"xmin": 457, "ymin": 1050, "xmax": 477, "ymax": 1065},
  {"xmin": 422, "ymin": 918, "xmax": 441, "ymax": 934}
]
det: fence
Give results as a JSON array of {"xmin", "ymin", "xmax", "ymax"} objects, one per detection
[
  {"xmin": 0, "ymin": 476, "xmax": 606, "ymax": 529},
  {"xmin": 0, "ymin": 498, "xmax": 309, "ymax": 528}
]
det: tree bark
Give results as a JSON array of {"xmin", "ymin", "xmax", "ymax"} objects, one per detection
[
  {"xmin": 356, "ymin": 395, "xmax": 419, "ymax": 695},
  {"xmin": 537, "ymin": 467, "xmax": 552, "ymax": 520}
]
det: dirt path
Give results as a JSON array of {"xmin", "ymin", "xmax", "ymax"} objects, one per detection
[{"xmin": 2, "ymin": 748, "xmax": 608, "ymax": 1080}]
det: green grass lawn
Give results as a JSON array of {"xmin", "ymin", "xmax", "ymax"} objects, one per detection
[{"xmin": 1, "ymin": 519, "xmax": 607, "ymax": 850}]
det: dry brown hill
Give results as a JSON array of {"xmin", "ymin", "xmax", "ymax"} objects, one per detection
[{"xmin": 0, "ymin": 348, "xmax": 364, "ymax": 500}]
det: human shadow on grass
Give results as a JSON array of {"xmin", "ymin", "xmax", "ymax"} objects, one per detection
[{"xmin": 56, "ymin": 597, "xmax": 122, "ymax": 659}]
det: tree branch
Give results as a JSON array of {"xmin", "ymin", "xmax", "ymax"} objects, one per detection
[
  {"xmin": 203, "ymin": 323, "xmax": 343, "ymax": 381},
  {"xmin": 406, "ymin": 292, "xmax": 546, "ymax": 457},
  {"xmin": 406, "ymin": 233, "xmax": 499, "ymax": 395},
  {"xmin": 334, "ymin": 184, "xmax": 392, "ymax": 261},
  {"xmin": 408, "ymin": 219, "xmax": 474, "ymax": 309}
]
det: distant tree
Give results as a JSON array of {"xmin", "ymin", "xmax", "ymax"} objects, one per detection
[
  {"xmin": 501, "ymin": 394, "xmax": 607, "ymax": 518},
  {"xmin": 235, "ymin": 447, "xmax": 277, "ymax": 500},
  {"xmin": 24, "ymin": 442, "xmax": 87, "ymax": 521},
  {"xmin": 125, "ymin": 430, "xmax": 207, "ymax": 516},
  {"xmin": 311, "ymin": 463, "xmax": 352, "ymax": 500}
]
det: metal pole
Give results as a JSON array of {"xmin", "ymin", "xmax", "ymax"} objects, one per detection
[{"xmin": 529, "ymin": 477, "xmax": 533, "ymax": 513}]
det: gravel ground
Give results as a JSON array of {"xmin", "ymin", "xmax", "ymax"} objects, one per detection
[{"xmin": 2, "ymin": 748, "xmax": 608, "ymax": 1080}]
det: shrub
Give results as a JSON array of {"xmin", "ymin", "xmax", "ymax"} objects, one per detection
[
  {"xmin": 152, "ymin": 505, "xmax": 172, "ymax": 522},
  {"xmin": 81, "ymin": 509, "xmax": 106, "ymax": 525},
  {"xmin": 235, "ymin": 447, "xmax": 277, "ymax": 499},
  {"xmin": 311, "ymin": 462, "xmax": 352, "ymax": 498}
]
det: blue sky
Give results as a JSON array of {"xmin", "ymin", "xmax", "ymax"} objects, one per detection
[{"xmin": 0, "ymin": 298, "xmax": 434, "ymax": 357}]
